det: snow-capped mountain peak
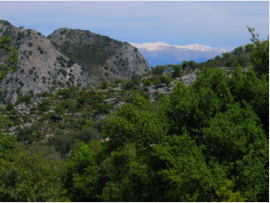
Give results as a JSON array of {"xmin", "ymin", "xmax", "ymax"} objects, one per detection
[
  {"xmin": 130, "ymin": 41, "xmax": 171, "ymax": 51},
  {"xmin": 130, "ymin": 41, "xmax": 226, "ymax": 52},
  {"xmin": 129, "ymin": 41, "xmax": 227, "ymax": 68},
  {"xmin": 175, "ymin": 43, "xmax": 213, "ymax": 51}
]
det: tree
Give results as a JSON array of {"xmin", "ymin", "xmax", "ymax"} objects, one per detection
[
  {"xmin": 247, "ymin": 26, "xmax": 269, "ymax": 77},
  {"xmin": 188, "ymin": 60, "xmax": 197, "ymax": 71},
  {"xmin": 152, "ymin": 65, "xmax": 166, "ymax": 76},
  {"xmin": 62, "ymin": 141, "xmax": 103, "ymax": 201},
  {"xmin": 214, "ymin": 55, "xmax": 221, "ymax": 61},
  {"xmin": 222, "ymin": 52, "xmax": 231, "ymax": 59},
  {"xmin": 0, "ymin": 143, "xmax": 68, "ymax": 201},
  {"xmin": 172, "ymin": 65, "xmax": 182, "ymax": 78},
  {"xmin": 142, "ymin": 78, "xmax": 152, "ymax": 88},
  {"xmin": 182, "ymin": 61, "xmax": 189, "ymax": 70},
  {"xmin": 160, "ymin": 75, "xmax": 172, "ymax": 86},
  {"xmin": 131, "ymin": 74, "xmax": 141, "ymax": 85}
]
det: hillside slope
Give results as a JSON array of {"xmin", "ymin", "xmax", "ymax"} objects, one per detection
[
  {"xmin": 47, "ymin": 28, "xmax": 151, "ymax": 82},
  {"xmin": 0, "ymin": 20, "xmax": 90, "ymax": 104}
]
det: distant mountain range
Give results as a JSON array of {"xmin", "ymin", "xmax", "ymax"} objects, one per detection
[{"xmin": 130, "ymin": 41, "xmax": 227, "ymax": 67}]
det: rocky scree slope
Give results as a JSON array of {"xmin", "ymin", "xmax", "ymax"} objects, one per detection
[
  {"xmin": 0, "ymin": 22, "xmax": 91, "ymax": 104},
  {"xmin": 2, "ymin": 66, "xmax": 238, "ymax": 142},
  {"xmin": 47, "ymin": 28, "xmax": 151, "ymax": 83},
  {"xmin": 2, "ymin": 69, "xmax": 201, "ymax": 138}
]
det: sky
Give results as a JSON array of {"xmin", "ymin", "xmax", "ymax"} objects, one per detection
[{"xmin": 0, "ymin": 1, "xmax": 269, "ymax": 51}]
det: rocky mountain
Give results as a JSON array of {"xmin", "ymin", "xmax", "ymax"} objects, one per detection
[
  {"xmin": 130, "ymin": 41, "xmax": 227, "ymax": 67},
  {"xmin": 0, "ymin": 20, "xmax": 91, "ymax": 104},
  {"xmin": 47, "ymin": 28, "xmax": 151, "ymax": 83},
  {"xmin": 0, "ymin": 20, "xmax": 151, "ymax": 104}
]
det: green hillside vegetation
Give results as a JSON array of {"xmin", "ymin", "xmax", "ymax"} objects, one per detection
[
  {"xmin": 48, "ymin": 29, "xmax": 124, "ymax": 80},
  {"xmin": 0, "ymin": 27, "xmax": 269, "ymax": 201}
]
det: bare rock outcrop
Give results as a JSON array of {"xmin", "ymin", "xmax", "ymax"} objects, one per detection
[{"xmin": 0, "ymin": 23, "xmax": 91, "ymax": 104}]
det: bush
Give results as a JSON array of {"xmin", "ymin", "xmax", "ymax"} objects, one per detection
[
  {"xmin": 28, "ymin": 69, "xmax": 33, "ymax": 75},
  {"xmin": 130, "ymin": 74, "xmax": 141, "ymax": 86},
  {"xmin": 61, "ymin": 100, "xmax": 76, "ymax": 112},
  {"xmin": 65, "ymin": 81, "xmax": 71, "ymax": 87},
  {"xmin": 47, "ymin": 132, "xmax": 73, "ymax": 157},
  {"xmin": 15, "ymin": 126, "xmax": 34, "ymax": 143},
  {"xmin": 6, "ymin": 102, "xmax": 13, "ymax": 111},
  {"xmin": 36, "ymin": 91, "xmax": 53, "ymax": 98},
  {"xmin": 160, "ymin": 75, "xmax": 172, "ymax": 86},
  {"xmin": 37, "ymin": 46, "xmax": 44, "ymax": 54},
  {"xmin": 67, "ymin": 59, "xmax": 75, "ymax": 68},
  {"xmin": 100, "ymin": 81, "xmax": 108, "ymax": 89},
  {"xmin": 58, "ymin": 88, "xmax": 72, "ymax": 98},
  {"xmin": 11, "ymin": 109, "xmax": 18, "ymax": 115},
  {"xmin": 142, "ymin": 78, "xmax": 152, "ymax": 88},
  {"xmin": 72, "ymin": 127, "xmax": 102, "ymax": 144},
  {"xmin": 18, "ymin": 81, "xmax": 24, "ymax": 87},
  {"xmin": 76, "ymin": 118, "xmax": 89, "ymax": 130},
  {"xmin": 59, "ymin": 68, "xmax": 67, "ymax": 77},
  {"xmin": 115, "ymin": 78, "xmax": 125, "ymax": 84},
  {"xmin": 124, "ymin": 80, "xmax": 134, "ymax": 90},
  {"xmin": 54, "ymin": 105, "xmax": 65, "ymax": 115},
  {"xmin": 58, "ymin": 81, "xmax": 65, "ymax": 88},
  {"xmin": 59, "ymin": 61, "xmax": 66, "ymax": 68},
  {"xmin": 152, "ymin": 66, "xmax": 166, "ymax": 76},
  {"xmin": 16, "ymin": 95, "xmax": 31, "ymax": 105},
  {"xmin": 37, "ymin": 99, "xmax": 50, "ymax": 112}
]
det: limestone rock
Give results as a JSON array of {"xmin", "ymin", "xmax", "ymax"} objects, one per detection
[{"xmin": 0, "ymin": 23, "xmax": 91, "ymax": 104}]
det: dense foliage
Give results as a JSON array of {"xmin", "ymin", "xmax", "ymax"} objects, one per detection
[{"xmin": 0, "ymin": 27, "xmax": 268, "ymax": 201}]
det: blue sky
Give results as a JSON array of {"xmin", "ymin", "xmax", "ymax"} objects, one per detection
[{"xmin": 0, "ymin": 1, "xmax": 269, "ymax": 51}]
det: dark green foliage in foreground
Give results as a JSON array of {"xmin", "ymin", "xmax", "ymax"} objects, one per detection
[
  {"xmin": 60, "ymin": 29, "xmax": 268, "ymax": 201},
  {"xmin": 0, "ymin": 144, "xmax": 69, "ymax": 201}
]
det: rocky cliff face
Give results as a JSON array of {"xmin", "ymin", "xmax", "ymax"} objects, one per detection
[
  {"xmin": 0, "ymin": 22, "xmax": 90, "ymax": 104},
  {"xmin": 0, "ymin": 21, "xmax": 152, "ymax": 105},
  {"xmin": 47, "ymin": 28, "xmax": 151, "ymax": 82}
]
